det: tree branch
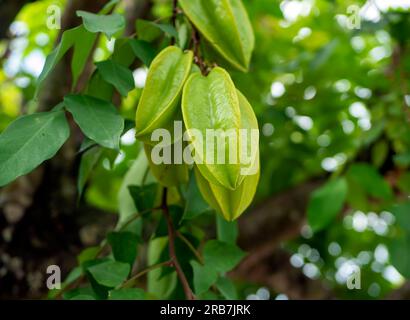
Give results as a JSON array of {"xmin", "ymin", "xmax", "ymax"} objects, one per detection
[{"xmin": 161, "ymin": 188, "xmax": 195, "ymax": 300}]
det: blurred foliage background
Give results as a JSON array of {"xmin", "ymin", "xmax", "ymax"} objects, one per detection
[{"xmin": 1, "ymin": 0, "xmax": 410, "ymax": 299}]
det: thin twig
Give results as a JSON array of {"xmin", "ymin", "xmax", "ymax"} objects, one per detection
[
  {"xmin": 191, "ymin": 27, "xmax": 207, "ymax": 75},
  {"xmin": 171, "ymin": 0, "xmax": 178, "ymax": 45},
  {"xmin": 177, "ymin": 231, "xmax": 204, "ymax": 264},
  {"xmin": 120, "ymin": 260, "xmax": 173, "ymax": 289},
  {"xmin": 162, "ymin": 188, "xmax": 196, "ymax": 300}
]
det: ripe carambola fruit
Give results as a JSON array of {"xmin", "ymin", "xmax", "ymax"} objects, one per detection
[
  {"xmin": 179, "ymin": 0, "xmax": 254, "ymax": 72},
  {"xmin": 135, "ymin": 46, "xmax": 193, "ymax": 144},
  {"xmin": 194, "ymin": 89, "xmax": 260, "ymax": 221},
  {"xmin": 182, "ymin": 67, "xmax": 242, "ymax": 190}
]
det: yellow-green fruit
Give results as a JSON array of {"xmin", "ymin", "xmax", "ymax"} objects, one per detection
[
  {"xmin": 182, "ymin": 67, "xmax": 242, "ymax": 190},
  {"xmin": 135, "ymin": 46, "xmax": 193, "ymax": 144},
  {"xmin": 193, "ymin": 89, "xmax": 260, "ymax": 221},
  {"xmin": 179, "ymin": 0, "xmax": 254, "ymax": 72},
  {"xmin": 195, "ymin": 164, "xmax": 259, "ymax": 221}
]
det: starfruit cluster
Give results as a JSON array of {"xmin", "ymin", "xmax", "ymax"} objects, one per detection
[{"xmin": 135, "ymin": 0, "xmax": 259, "ymax": 221}]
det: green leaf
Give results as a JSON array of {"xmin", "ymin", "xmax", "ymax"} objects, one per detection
[
  {"xmin": 136, "ymin": 19, "xmax": 178, "ymax": 41},
  {"xmin": 112, "ymin": 38, "xmax": 136, "ymax": 67},
  {"xmin": 64, "ymin": 94, "xmax": 124, "ymax": 149},
  {"xmin": 128, "ymin": 183, "xmax": 158, "ymax": 212},
  {"xmin": 179, "ymin": 0, "xmax": 254, "ymax": 72},
  {"xmin": 135, "ymin": 46, "xmax": 193, "ymax": 143},
  {"xmin": 190, "ymin": 260, "xmax": 218, "ymax": 295},
  {"xmin": 216, "ymin": 215, "xmax": 238, "ymax": 244},
  {"xmin": 63, "ymin": 287, "xmax": 97, "ymax": 300},
  {"xmin": 77, "ymin": 11, "xmax": 125, "ymax": 39},
  {"xmin": 70, "ymin": 294, "xmax": 96, "ymax": 300},
  {"xmin": 78, "ymin": 147, "xmax": 102, "ymax": 196},
  {"xmin": 203, "ymin": 240, "xmax": 245, "ymax": 273},
  {"xmin": 183, "ymin": 172, "xmax": 212, "ymax": 220},
  {"xmin": 390, "ymin": 202, "xmax": 410, "ymax": 233},
  {"xmin": 96, "ymin": 60, "xmax": 135, "ymax": 97},
  {"xmin": 216, "ymin": 276, "xmax": 237, "ymax": 300},
  {"xmin": 389, "ymin": 235, "xmax": 410, "ymax": 278},
  {"xmin": 107, "ymin": 231, "xmax": 139, "ymax": 266},
  {"xmin": 77, "ymin": 246, "xmax": 100, "ymax": 265},
  {"xmin": 130, "ymin": 39, "xmax": 156, "ymax": 67},
  {"xmin": 347, "ymin": 163, "xmax": 393, "ymax": 201},
  {"xmin": 0, "ymin": 110, "xmax": 70, "ymax": 187},
  {"xmin": 136, "ymin": 19, "xmax": 162, "ymax": 42},
  {"xmin": 86, "ymin": 70, "xmax": 115, "ymax": 101},
  {"xmin": 109, "ymin": 288, "xmax": 145, "ymax": 300},
  {"xmin": 154, "ymin": 23, "xmax": 178, "ymax": 39},
  {"xmin": 308, "ymin": 178, "xmax": 348, "ymax": 232},
  {"xmin": 87, "ymin": 260, "xmax": 130, "ymax": 288},
  {"xmin": 36, "ymin": 26, "xmax": 97, "ymax": 96},
  {"xmin": 117, "ymin": 150, "xmax": 153, "ymax": 228}
]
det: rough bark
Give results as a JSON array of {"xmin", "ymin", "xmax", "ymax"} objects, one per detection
[{"xmin": 0, "ymin": 0, "xmax": 152, "ymax": 299}]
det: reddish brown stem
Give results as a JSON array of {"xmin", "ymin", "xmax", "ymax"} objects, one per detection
[{"xmin": 161, "ymin": 188, "xmax": 195, "ymax": 300}]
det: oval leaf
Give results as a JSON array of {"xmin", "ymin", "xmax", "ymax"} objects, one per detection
[
  {"xmin": 87, "ymin": 260, "xmax": 130, "ymax": 288},
  {"xmin": 0, "ymin": 110, "xmax": 70, "ymax": 187},
  {"xmin": 308, "ymin": 178, "xmax": 348, "ymax": 232},
  {"xmin": 64, "ymin": 94, "xmax": 124, "ymax": 149},
  {"xmin": 96, "ymin": 60, "xmax": 135, "ymax": 97}
]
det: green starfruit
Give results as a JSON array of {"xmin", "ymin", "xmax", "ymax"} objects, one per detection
[
  {"xmin": 135, "ymin": 46, "xmax": 193, "ymax": 144},
  {"xmin": 182, "ymin": 67, "xmax": 242, "ymax": 190},
  {"xmin": 193, "ymin": 89, "xmax": 260, "ymax": 221},
  {"xmin": 179, "ymin": 0, "xmax": 254, "ymax": 72},
  {"xmin": 195, "ymin": 165, "xmax": 259, "ymax": 221}
]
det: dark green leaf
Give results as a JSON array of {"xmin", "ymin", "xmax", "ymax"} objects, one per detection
[
  {"xmin": 190, "ymin": 260, "xmax": 218, "ymax": 295},
  {"xmin": 0, "ymin": 110, "xmax": 69, "ymax": 187},
  {"xmin": 389, "ymin": 235, "xmax": 410, "ymax": 278},
  {"xmin": 203, "ymin": 240, "xmax": 245, "ymax": 273},
  {"xmin": 130, "ymin": 39, "xmax": 156, "ymax": 67},
  {"xmin": 96, "ymin": 60, "xmax": 135, "ymax": 97},
  {"xmin": 128, "ymin": 183, "xmax": 158, "ymax": 212},
  {"xmin": 107, "ymin": 231, "xmax": 139, "ymax": 266},
  {"xmin": 70, "ymin": 294, "xmax": 96, "ymax": 300},
  {"xmin": 78, "ymin": 147, "xmax": 102, "ymax": 196},
  {"xmin": 391, "ymin": 202, "xmax": 410, "ymax": 233},
  {"xmin": 77, "ymin": 246, "xmax": 100, "ymax": 265},
  {"xmin": 347, "ymin": 163, "xmax": 393, "ymax": 201},
  {"xmin": 109, "ymin": 288, "xmax": 145, "ymax": 300},
  {"xmin": 136, "ymin": 19, "xmax": 177, "ymax": 41},
  {"xmin": 216, "ymin": 277, "xmax": 237, "ymax": 300},
  {"xmin": 183, "ymin": 172, "xmax": 212, "ymax": 220},
  {"xmin": 64, "ymin": 94, "xmax": 124, "ymax": 149},
  {"xmin": 308, "ymin": 178, "xmax": 348, "ymax": 232}
]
